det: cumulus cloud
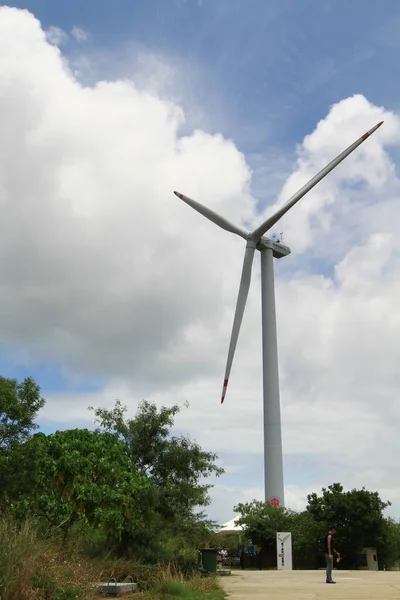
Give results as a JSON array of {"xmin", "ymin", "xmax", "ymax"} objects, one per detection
[
  {"xmin": 0, "ymin": 5, "xmax": 254, "ymax": 387},
  {"xmin": 46, "ymin": 24, "xmax": 88, "ymax": 47},
  {"xmin": 71, "ymin": 26, "xmax": 88, "ymax": 43},
  {"xmin": 46, "ymin": 25, "xmax": 68, "ymax": 47},
  {"xmin": 266, "ymin": 95, "xmax": 400, "ymax": 257},
  {"xmin": 2, "ymin": 6, "xmax": 400, "ymax": 522}
]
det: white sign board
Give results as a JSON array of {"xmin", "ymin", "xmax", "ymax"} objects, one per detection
[{"xmin": 276, "ymin": 532, "xmax": 293, "ymax": 570}]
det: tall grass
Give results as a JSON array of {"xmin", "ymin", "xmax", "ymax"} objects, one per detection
[
  {"xmin": 139, "ymin": 566, "xmax": 225, "ymax": 600},
  {"xmin": 0, "ymin": 516, "xmax": 100, "ymax": 600},
  {"xmin": 144, "ymin": 578, "xmax": 225, "ymax": 600},
  {"xmin": 0, "ymin": 517, "xmax": 43, "ymax": 600},
  {"xmin": 0, "ymin": 516, "xmax": 225, "ymax": 600}
]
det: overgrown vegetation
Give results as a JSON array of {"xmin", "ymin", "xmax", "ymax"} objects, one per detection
[
  {"xmin": 139, "ymin": 575, "xmax": 225, "ymax": 600},
  {"xmin": 0, "ymin": 516, "xmax": 225, "ymax": 600},
  {"xmin": 0, "ymin": 376, "xmax": 223, "ymax": 599},
  {"xmin": 0, "ymin": 516, "xmax": 102, "ymax": 600}
]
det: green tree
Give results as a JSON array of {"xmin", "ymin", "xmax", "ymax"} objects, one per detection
[
  {"xmin": 234, "ymin": 501, "xmax": 322, "ymax": 568},
  {"xmin": 289, "ymin": 510, "xmax": 323, "ymax": 568},
  {"xmin": 234, "ymin": 485, "xmax": 400, "ymax": 570},
  {"xmin": 207, "ymin": 530, "xmax": 242, "ymax": 553},
  {"xmin": 234, "ymin": 500, "xmax": 296, "ymax": 553},
  {"xmin": 307, "ymin": 483, "xmax": 392, "ymax": 568},
  {"xmin": 12, "ymin": 428, "xmax": 156, "ymax": 544},
  {"xmin": 91, "ymin": 400, "xmax": 223, "ymax": 539},
  {"xmin": 0, "ymin": 376, "xmax": 45, "ymax": 507},
  {"xmin": 379, "ymin": 518, "xmax": 400, "ymax": 569},
  {"xmin": 0, "ymin": 376, "xmax": 45, "ymax": 449}
]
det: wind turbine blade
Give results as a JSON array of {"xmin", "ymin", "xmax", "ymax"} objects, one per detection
[
  {"xmin": 221, "ymin": 242, "xmax": 256, "ymax": 404},
  {"xmin": 174, "ymin": 191, "xmax": 248, "ymax": 239},
  {"xmin": 251, "ymin": 121, "xmax": 384, "ymax": 241}
]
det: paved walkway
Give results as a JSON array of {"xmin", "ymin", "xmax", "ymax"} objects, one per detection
[{"xmin": 221, "ymin": 570, "xmax": 400, "ymax": 599}]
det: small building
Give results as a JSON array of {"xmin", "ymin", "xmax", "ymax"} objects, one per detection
[{"xmin": 357, "ymin": 547, "xmax": 378, "ymax": 571}]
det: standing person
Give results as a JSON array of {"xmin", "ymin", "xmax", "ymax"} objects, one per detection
[{"xmin": 323, "ymin": 525, "xmax": 341, "ymax": 584}]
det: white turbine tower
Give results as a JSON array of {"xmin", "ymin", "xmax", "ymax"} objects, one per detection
[{"xmin": 174, "ymin": 121, "xmax": 383, "ymax": 507}]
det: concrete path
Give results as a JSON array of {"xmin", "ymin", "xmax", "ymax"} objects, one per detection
[{"xmin": 221, "ymin": 570, "xmax": 400, "ymax": 599}]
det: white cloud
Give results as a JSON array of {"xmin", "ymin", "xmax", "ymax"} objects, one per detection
[
  {"xmin": 45, "ymin": 24, "xmax": 88, "ymax": 47},
  {"xmin": 2, "ymin": 7, "xmax": 400, "ymax": 523},
  {"xmin": 71, "ymin": 26, "xmax": 88, "ymax": 43},
  {"xmin": 266, "ymin": 94, "xmax": 400, "ymax": 257},
  {"xmin": 46, "ymin": 25, "xmax": 69, "ymax": 47},
  {"xmin": 0, "ymin": 5, "xmax": 254, "ymax": 387}
]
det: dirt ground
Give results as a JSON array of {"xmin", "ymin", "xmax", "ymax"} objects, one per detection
[{"xmin": 221, "ymin": 569, "xmax": 400, "ymax": 599}]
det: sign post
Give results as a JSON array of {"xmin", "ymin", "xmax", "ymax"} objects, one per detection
[{"xmin": 276, "ymin": 532, "xmax": 293, "ymax": 570}]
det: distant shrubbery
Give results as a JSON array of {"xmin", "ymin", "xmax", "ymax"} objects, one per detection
[{"xmin": 233, "ymin": 483, "xmax": 400, "ymax": 569}]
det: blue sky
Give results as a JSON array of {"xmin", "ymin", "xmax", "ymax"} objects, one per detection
[
  {"xmin": 10, "ymin": 0, "xmax": 400, "ymax": 153},
  {"xmin": 2, "ymin": 0, "xmax": 400, "ymax": 521}
]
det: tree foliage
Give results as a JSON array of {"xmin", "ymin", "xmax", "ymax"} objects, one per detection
[
  {"xmin": 1, "ymin": 382, "xmax": 223, "ymax": 560},
  {"xmin": 11, "ymin": 428, "xmax": 156, "ymax": 543},
  {"xmin": 0, "ymin": 376, "xmax": 45, "ymax": 449},
  {"xmin": 91, "ymin": 400, "xmax": 223, "ymax": 530},
  {"xmin": 234, "ymin": 500, "xmax": 295, "ymax": 550},
  {"xmin": 234, "ymin": 484, "xmax": 400, "ymax": 569},
  {"xmin": 307, "ymin": 482, "xmax": 394, "ymax": 567},
  {"xmin": 0, "ymin": 369, "xmax": 222, "ymax": 592},
  {"xmin": 233, "ymin": 500, "xmax": 320, "ymax": 567},
  {"xmin": 0, "ymin": 376, "xmax": 46, "ymax": 507}
]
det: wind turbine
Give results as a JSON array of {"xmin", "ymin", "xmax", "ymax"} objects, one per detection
[{"xmin": 173, "ymin": 121, "xmax": 383, "ymax": 506}]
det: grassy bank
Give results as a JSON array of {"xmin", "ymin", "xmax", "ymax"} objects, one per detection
[
  {"xmin": 0, "ymin": 517, "xmax": 225, "ymax": 600},
  {"xmin": 0, "ymin": 516, "xmax": 102, "ymax": 600},
  {"xmin": 139, "ymin": 576, "xmax": 225, "ymax": 600}
]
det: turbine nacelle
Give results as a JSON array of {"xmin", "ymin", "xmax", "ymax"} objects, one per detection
[{"xmin": 257, "ymin": 236, "xmax": 291, "ymax": 258}]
